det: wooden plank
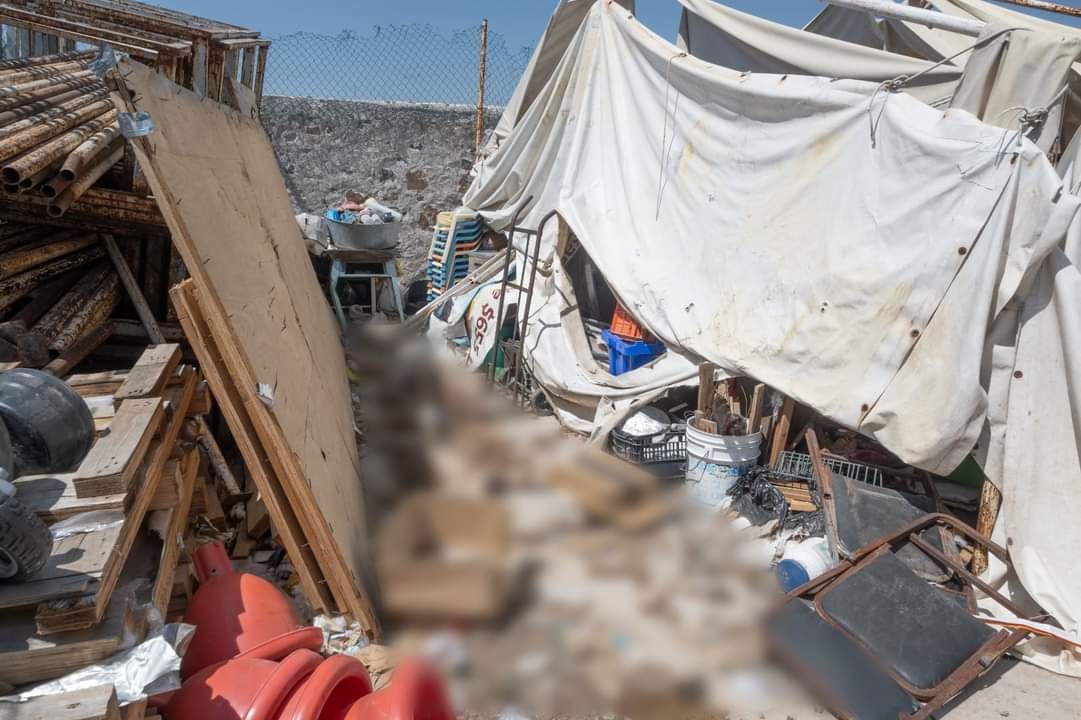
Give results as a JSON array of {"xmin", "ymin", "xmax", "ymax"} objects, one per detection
[
  {"xmin": 0, "ymin": 685, "xmax": 120, "ymax": 720},
  {"xmin": 14, "ymin": 474, "xmax": 125, "ymax": 524},
  {"xmin": 0, "ymin": 515, "xmax": 119, "ymax": 610},
  {"xmin": 169, "ymin": 281, "xmax": 333, "ymax": 613},
  {"xmin": 114, "ymin": 344, "xmax": 180, "ymax": 400},
  {"xmin": 697, "ymin": 362, "xmax": 715, "ymax": 417},
  {"xmin": 102, "ymin": 235, "xmax": 165, "ymax": 345},
  {"xmin": 152, "ymin": 447, "xmax": 199, "ymax": 615},
  {"xmin": 72, "ymin": 397, "xmax": 165, "ymax": 498},
  {"xmin": 747, "ymin": 383, "xmax": 766, "ymax": 438},
  {"xmin": 121, "ymin": 61, "xmax": 377, "ymax": 634},
  {"xmin": 36, "ymin": 370, "xmax": 199, "ymax": 633},
  {"xmin": 767, "ymin": 396, "xmax": 795, "ymax": 468}
]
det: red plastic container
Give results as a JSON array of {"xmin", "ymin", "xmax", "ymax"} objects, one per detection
[
  {"xmin": 165, "ymin": 650, "xmax": 452, "ymax": 720},
  {"xmin": 610, "ymin": 303, "xmax": 650, "ymax": 341},
  {"xmin": 181, "ymin": 542, "xmax": 322, "ymax": 678}
]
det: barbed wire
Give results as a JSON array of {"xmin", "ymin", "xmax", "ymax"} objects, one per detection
[{"xmin": 263, "ymin": 24, "xmax": 532, "ymax": 107}]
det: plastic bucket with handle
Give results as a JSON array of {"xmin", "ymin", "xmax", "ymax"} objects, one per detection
[{"xmin": 684, "ymin": 419, "xmax": 762, "ymax": 508}]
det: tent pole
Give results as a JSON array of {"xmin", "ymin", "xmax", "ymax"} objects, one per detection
[
  {"xmin": 823, "ymin": 0, "xmax": 986, "ymax": 36},
  {"xmin": 992, "ymin": 0, "xmax": 1081, "ymax": 18}
]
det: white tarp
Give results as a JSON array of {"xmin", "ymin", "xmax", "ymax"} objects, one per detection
[
  {"xmin": 464, "ymin": 1, "xmax": 1081, "ymax": 666},
  {"xmin": 676, "ymin": 0, "xmax": 962, "ymax": 106}
]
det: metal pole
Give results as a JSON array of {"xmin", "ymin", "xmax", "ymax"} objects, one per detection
[
  {"xmin": 824, "ymin": 0, "xmax": 986, "ymax": 36},
  {"xmin": 475, "ymin": 19, "xmax": 488, "ymax": 158},
  {"xmin": 991, "ymin": 0, "xmax": 1081, "ymax": 18}
]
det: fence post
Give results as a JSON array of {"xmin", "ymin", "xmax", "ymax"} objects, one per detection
[{"xmin": 475, "ymin": 19, "xmax": 489, "ymax": 158}]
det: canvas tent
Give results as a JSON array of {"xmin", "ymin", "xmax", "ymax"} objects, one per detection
[
  {"xmin": 675, "ymin": 0, "xmax": 962, "ymax": 106},
  {"xmin": 454, "ymin": 0, "xmax": 1081, "ymax": 675}
]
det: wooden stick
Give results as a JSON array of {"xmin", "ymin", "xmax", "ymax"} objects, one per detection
[
  {"xmin": 806, "ymin": 428, "xmax": 841, "ymax": 564},
  {"xmin": 697, "ymin": 362, "xmax": 716, "ymax": 417},
  {"xmin": 102, "ymin": 234, "xmax": 165, "ymax": 344},
  {"xmin": 767, "ymin": 396, "xmax": 795, "ymax": 468},
  {"xmin": 972, "ymin": 478, "xmax": 1002, "ymax": 575},
  {"xmin": 747, "ymin": 383, "xmax": 766, "ymax": 437}
]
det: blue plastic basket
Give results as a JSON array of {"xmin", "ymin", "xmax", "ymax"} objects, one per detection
[{"xmin": 602, "ymin": 329, "xmax": 665, "ymax": 376}]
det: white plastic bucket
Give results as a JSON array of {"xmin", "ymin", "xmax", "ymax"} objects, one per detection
[
  {"xmin": 684, "ymin": 421, "xmax": 762, "ymax": 509},
  {"xmin": 775, "ymin": 537, "xmax": 833, "ymax": 592}
]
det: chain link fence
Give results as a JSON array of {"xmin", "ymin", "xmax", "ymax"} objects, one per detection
[{"xmin": 263, "ymin": 24, "xmax": 532, "ymax": 107}]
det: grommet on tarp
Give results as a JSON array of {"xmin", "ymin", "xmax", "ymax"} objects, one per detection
[{"xmin": 119, "ymin": 111, "xmax": 156, "ymax": 138}]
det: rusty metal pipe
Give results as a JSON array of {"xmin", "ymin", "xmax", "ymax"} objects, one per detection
[
  {"xmin": 0, "ymin": 232, "xmax": 92, "ymax": 281},
  {"xmin": 59, "ymin": 122, "xmax": 121, "ymax": 182},
  {"xmin": 0, "ymin": 70, "xmax": 95, "ymax": 99},
  {"xmin": 21, "ymin": 159, "xmax": 64, "ymax": 191},
  {"xmin": 49, "ymin": 271, "xmax": 121, "ymax": 353},
  {"xmin": 0, "ymin": 61, "xmax": 93, "ymax": 87},
  {"xmin": 0, "ymin": 98, "xmax": 113, "ymax": 164},
  {"xmin": 0, "ymin": 84, "xmax": 105, "ymax": 126},
  {"xmin": 2, "ymin": 183, "xmax": 21, "ymax": 194},
  {"xmin": 0, "ymin": 50, "xmax": 96, "ymax": 72},
  {"xmin": 0, "ymin": 246, "xmax": 105, "ymax": 314},
  {"xmin": 0, "ymin": 88, "xmax": 109, "ymax": 143},
  {"xmin": 49, "ymin": 143, "xmax": 125, "ymax": 217},
  {"xmin": 2, "ymin": 109, "xmax": 118, "ymax": 184},
  {"xmin": 0, "ymin": 75, "xmax": 102, "ymax": 114}
]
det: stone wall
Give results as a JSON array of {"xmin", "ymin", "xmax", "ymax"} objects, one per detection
[{"xmin": 261, "ymin": 96, "xmax": 501, "ymax": 280}]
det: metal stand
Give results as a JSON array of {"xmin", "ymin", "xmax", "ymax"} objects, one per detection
[
  {"xmin": 325, "ymin": 247, "xmax": 405, "ymax": 330},
  {"xmin": 489, "ymin": 198, "xmax": 559, "ymax": 408}
]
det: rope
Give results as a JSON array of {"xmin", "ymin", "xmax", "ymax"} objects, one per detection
[
  {"xmin": 655, "ymin": 52, "xmax": 687, "ymax": 220},
  {"xmin": 868, "ymin": 26, "xmax": 1028, "ymax": 148}
]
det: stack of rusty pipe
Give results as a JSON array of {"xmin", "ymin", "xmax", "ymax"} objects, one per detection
[
  {"xmin": 0, "ymin": 225, "xmax": 117, "ymax": 370},
  {"xmin": 0, "ymin": 50, "xmax": 125, "ymax": 218}
]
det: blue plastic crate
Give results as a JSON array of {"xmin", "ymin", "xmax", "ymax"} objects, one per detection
[{"xmin": 602, "ymin": 329, "xmax": 665, "ymax": 376}]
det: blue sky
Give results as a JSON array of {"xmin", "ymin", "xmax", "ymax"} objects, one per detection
[
  {"xmin": 154, "ymin": 1, "xmax": 823, "ymax": 49},
  {"xmin": 153, "ymin": 1, "xmax": 1081, "ymax": 103}
]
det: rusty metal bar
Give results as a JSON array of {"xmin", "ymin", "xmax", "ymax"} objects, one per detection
[
  {"xmin": 991, "ymin": 0, "xmax": 1081, "ymax": 17},
  {"xmin": 0, "ymin": 87, "xmax": 108, "ymax": 142},
  {"xmin": 475, "ymin": 19, "xmax": 488, "ymax": 158},
  {"xmin": 0, "ymin": 59, "xmax": 92, "ymax": 85},
  {"xmin": 0, "ymin": 69, "xmax": 95, "ymax": 99},
  {"xmin": 1, "ymin": 108, "xmax": 117, "ymax": 183},
  {"xmin": 0, "ymin": 244, "xmax": 103, "ymax": 313},
  {"xmin": 48, "ymin": 269, "xmax": 120, "ymax": 353},
  {"xmin": 0, "ymin": 231, "xmax": 92, "ymax": 281},
  {"xmin": 48, "ymin": 141, "xmax": 124, "ymax": 217},
  {"xmin": 0, "ymin": 82, "xmax": 103, "ymax": 125},
  {"xmin": 0, "ymin": 48, "xmax": 94, "ymax": 71},
  {"xmin": 0, "ymin": 97, "xmax": 112, "ymax": 164},
  {"xmin": 0, "ymin": 74, "xmax": 101, "ymax": 113}
]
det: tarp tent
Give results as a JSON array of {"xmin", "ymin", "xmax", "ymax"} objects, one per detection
[
  {"xmin": 675, "ymin": 0, "xmax": 962, "ymax": 106},
  {"xmin": 459, "ymin": 0, "xmax": 1081, "ymax": 674}
]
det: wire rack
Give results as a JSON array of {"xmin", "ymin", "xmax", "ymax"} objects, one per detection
[{"xmin": 774, "ymin": 450, "xmax": 884, "ymax": 487}]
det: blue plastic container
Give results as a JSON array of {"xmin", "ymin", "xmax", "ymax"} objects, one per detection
[{"xmin": 602, "ymin": 329, "xmax": 665, "ymax": 376}]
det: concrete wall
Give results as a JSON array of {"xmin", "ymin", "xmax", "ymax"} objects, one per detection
[{"xmin": 262, "ymin": 96, "xmax": 501, "ymax": 280}]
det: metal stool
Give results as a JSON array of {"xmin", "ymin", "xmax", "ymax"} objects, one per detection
[{"xmin": 324, "ymin": 246, "xmax": 405, "ymax": 329}]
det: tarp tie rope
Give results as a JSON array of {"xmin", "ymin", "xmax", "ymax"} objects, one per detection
[
  {"xmin": 869, "ymin": 27, "xmax": 1028, "ymax": 149},
  {"xmin": 656, "ymin": 52, "xmax": 687, "ymax": 220},
  {"xmin": 992, "ymin": 84, "xmax": 1069, "ymax": 159}
]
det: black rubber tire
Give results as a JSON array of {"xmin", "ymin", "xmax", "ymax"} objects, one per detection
[
  {"xmin": 0, "ymin": 418, "xmax": 12, "ymax": 486},
  {"xmin": 0, "ymin": 492, "xmax": 53, "ymax": 582}
]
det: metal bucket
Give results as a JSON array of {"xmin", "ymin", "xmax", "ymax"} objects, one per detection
[{"xmin": 325, "ymin": 218, "xmax": 401, "ymax": 251}]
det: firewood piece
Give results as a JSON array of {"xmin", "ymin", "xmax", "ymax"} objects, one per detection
[
  {"xmin": 767, "ymin": 396, "xmax": 795, "ymax": 468},
  {"xmin": 697, "ymin": 362, "xmax": 716, "ymax": 419},
  {"xmin": 102, "ymin": 234, "xmax": 165, "ymax": 345}
]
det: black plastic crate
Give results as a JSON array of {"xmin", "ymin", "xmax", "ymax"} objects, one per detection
[{"xmin": 610, "ymin": 423, "xmax": 687, "ymax": 465}]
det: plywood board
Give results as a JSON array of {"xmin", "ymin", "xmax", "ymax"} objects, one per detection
[{"xmin": 120, "ymin": 60, "xmax": 376, "ymax": 633}]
